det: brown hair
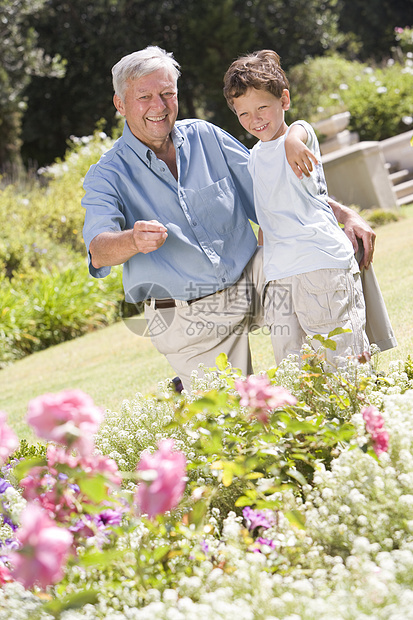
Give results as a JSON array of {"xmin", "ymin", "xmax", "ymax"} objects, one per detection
[{"xmin": 223, "ymin": 50, "xmax": 289, "ymax": 111}]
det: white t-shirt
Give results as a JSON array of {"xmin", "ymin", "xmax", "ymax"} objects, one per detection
[{"xmin": 248, "ymin": 120, "xmax": 354, "ymax": 281}]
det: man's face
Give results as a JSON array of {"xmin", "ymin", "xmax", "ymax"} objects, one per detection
[{"xmin": 114, "ymin": 68, "xmax": 179, "ymax": 150}]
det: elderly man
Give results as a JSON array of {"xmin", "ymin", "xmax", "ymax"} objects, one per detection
[{"xmin": 82, "ymin": 46, "xmax": 395, "ymax": 389}]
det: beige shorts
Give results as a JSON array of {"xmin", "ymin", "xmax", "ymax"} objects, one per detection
[{"xmin": 264, "ymin": 257, "xmax": 370, "ymax": 365}]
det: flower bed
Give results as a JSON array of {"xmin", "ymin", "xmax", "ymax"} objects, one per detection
[{"xmin": 1, "ymin": 348, "xmax": 413, "ymax": 618}]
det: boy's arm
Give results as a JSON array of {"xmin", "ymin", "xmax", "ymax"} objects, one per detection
[
  {"xmin": 285, "ymin": 123, "xmax": 376, "ymax": 268},
  {"xmin": 285, "ymin": 124, "xmax": 319, "ymax": 179}
]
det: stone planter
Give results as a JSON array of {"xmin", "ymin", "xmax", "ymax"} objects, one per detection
[
  {"xmin": 313, "ymin": 111, "xmax": 351, "ymax": 138},
  {"xmin": 313, "ymin": 111, "xmax": 358, "ymax": 155}
]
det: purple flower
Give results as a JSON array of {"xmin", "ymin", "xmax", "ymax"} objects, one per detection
[
  {"xmin": 243, "ymin": 506, "xmax": 276, "ymax": 531},
  {"xmin": 95, "ymin": 509, "xmax": 123, "ymax": 528},
  {"xmin": 0, "ymin": 479, "xmax": 11, "ymax": 494},
  {"xmin": 251, "ymin": 537, "xmax": 277, "ymax": 553},
  {"xmin": 201, "ymin": 539, "xmax": 209, "ymax": 555},
  {"xmin": 2, "ymin": 514, "xmax": 17, "ymax": 530}
]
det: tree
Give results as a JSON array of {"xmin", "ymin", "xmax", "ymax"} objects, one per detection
[
  {"xmin": 21, "ymin": 0, "xmax": 342, "ymax": 166},
  {"xmin": 336, "ymin": 0, "xmax": 413, "ymax": 62},
  {"xmin": 0, "ymin": 0, "xmax": 63, "ymax": 172}
]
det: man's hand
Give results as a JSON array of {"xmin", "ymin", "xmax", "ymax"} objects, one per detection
[
  {"xmin": 342, "ymin": 212, "xmax": 376, "ymax": 269},
  {"xmin": 89, "ymin": 220, "xmax": 168, "ymax": 269},
  {"xmin": 132, "ymin": 220, "xmax": 168, "ymax": 254},
  {"xmin": 328, "ymin": 200, "xmax": 376, "ymax": 269}
]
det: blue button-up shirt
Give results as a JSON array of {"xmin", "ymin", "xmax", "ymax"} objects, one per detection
[{"xmin": 82, "ymin": 119, "xmax": 258, "ymax": 302}]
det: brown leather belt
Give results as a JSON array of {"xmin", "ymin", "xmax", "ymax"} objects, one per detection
[
  {"xmin": 147, "ymin": 291, "xmax": 222, "ymax": 310},
  {"xmin": 147, "ymin": 297, "xmax": 202, "ymax": 310}
]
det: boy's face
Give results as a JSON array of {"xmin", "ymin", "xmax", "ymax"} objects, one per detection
[{"xmin": 232, "ymin": 87, "xmax": 290, "ymax": 142}]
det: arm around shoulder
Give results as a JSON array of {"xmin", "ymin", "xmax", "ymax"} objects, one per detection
[{"xmin": 327, "ymin": 199, "xmax": 376, "ymax": 269}]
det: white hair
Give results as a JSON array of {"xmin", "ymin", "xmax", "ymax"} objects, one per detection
[{"xmin": 112, "ymin": 46, "xmax": 181, "ymax": 100}]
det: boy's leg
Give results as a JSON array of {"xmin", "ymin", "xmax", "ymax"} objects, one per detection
[
  {"xmin": 264, "ymin": 278, "xmax": 307, "ymax": 364},
  {"xmin": 292, "ymin": 260, "xmax": 369, "ymax": 365}
]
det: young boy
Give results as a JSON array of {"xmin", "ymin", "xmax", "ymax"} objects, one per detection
[{"xmin": 223, "ymin": 50, "xmax": 370, "ymax": 366}]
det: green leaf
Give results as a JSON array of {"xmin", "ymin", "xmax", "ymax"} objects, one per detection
[
  {"xmin": 312, "ymin": 334, "xmax": 326, "ymax": 344},
  {"xmin": 152, "ymin": 545, "xmax": 170, "ymax": 562},
  {"xmin": 285, "ymin": 509, "xmax": 306, "ymax": 530},
  {"xmin": 281, "ymin": 417, "xmax": 319, "ymax": 434},
  {"xmin": 222, "ymin": 468, "xmax": 233, "ymax": 487},
  {"xmin": 78, "ymin": 474, "xmax": 108, "ymax": 504},
  {"xmin": 235, "ymin": 495, "xmax": 255, "ymax": 508},
  {"xmin": 215, "ymin": 352, "xmax": 229, "ymax": 371},
  {"xmin": 286, "ymin": 468, "xmax": 308, "ymax": 486},
  {"xmin": 245, "ymin": 472, "xmax": 264, "ymax": 480},
  {"xmin": 328, "ymin": 327, "xmax": 352, "ymax": 338},
  {"xmin": 189, "ymin": 499, "xmax": 209, "ymax": 527},
  {"xmin": 12, "ymin": 456, "xmax": 47, "ymax": 481},
  {"xmin": 42, "ymin": 590, "xmax": 99, "ymax": 617},
  {"xmin": 78, "ymin": 548, "xmax": 127, "ymax": 569}
]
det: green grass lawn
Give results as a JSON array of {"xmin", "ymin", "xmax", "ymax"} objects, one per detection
[{"xmin": 1, "ymin": 205, "xmax": 412, "ymax": 441}]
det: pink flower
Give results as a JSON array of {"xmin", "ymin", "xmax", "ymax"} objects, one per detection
[
  {"xmin": 357, "ymin": 351, "xmax": 371, "ymax": 364},
  {"xmin": 0, "ymin": 563, "xmax": 13, "ymax": 584},
  {"xmin": 135, "ymin": 439, "xmax": 186, "ymax": 518},
  {"xmin": 20, "ymin": 446, "xmax": 122, "ymax": 523},
  {"xmin": 235, "ymin": 375, "xmax": 297, "ymax": 423},
  {"xmin": 0, "ymin": 412, "xmax": 19, "ymax": 464},
  {"xmin": 79, "ymin": 453, "xmax": 122, "ymax": 486},
  {"xmin": 362, "ymin": 405, "xmax": 389, "ymax": 457},
  {"xmin": 26, "ymin": 390, "xmax": 103, "ymax": 455},
  {"xmin": 10, "ymin": 503, "xmax": 73, "ymax": 589}
]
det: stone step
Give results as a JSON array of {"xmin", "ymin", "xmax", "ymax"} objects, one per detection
[
  {"xmin": 389, "ymin": 168, "xmax": 411, "ymax": 185},
  {"xmin": 397, "ymin": 193, "xmax": 413, "ymax": 207},
  {"xmin": 394, "ymin": 178, "xmax": 413, "ymax": 199}
]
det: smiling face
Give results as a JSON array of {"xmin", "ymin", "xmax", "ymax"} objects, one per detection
[
  {"xmin": 232, "ymin": 87, "xmax": 290, "ymax": 142},
  {"xmin": 113, "ymin": 68, "xmax": 179, "ymax": 151}
]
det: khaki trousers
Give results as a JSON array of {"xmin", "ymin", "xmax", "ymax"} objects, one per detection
[
  {"xmin": 144, "ymin": 248, "xmax": 265, "ymax": 389},
  {"xmin": 144, "ymin": 247, "xmax": 396, "ymax": 389}
]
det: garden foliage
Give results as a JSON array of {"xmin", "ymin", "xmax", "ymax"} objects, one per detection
[
  {"xmin": 288, "ymin": 50, "xmax": 413, "ymax": 142},
  {"xmin": 0, "ymin": 127, "xmax": 126, "ymax": 368},
  {"xmin": 2, "ymin": 350, "xmax": 413, "ymax": 617}
]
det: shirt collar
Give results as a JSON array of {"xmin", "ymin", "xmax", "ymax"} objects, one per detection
[{"xmin": 122, "ymin": 121, "xmax": 184, "ymax": 166}]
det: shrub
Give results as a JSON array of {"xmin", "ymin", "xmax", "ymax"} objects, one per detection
[
  {"xmin": 0, "ymin": 260, "xmax": 124, "ymax": 367},
  {"xmin": 0, "ymin": 125, "xmax": 116, "ymax": 280},
  {"xmin": 3, "ymin": 354, "xmax": 413, "ymax": 618},
  {"xmin": 342, "ymin": 62, "xmax": 413, "ymax": 141},
  {"xmin": 361, "ymin": 208, "xmax": 401, "ymax": 228},
  {"xmin": 288, "ymin": 54, "xmax": 366, "ymax": 124},
  {"xmin": 0, "ymin": 126, "xmax": 126, "ymax": 366},
  {"xmin": 288, "ymin": 54, "xmax": 413, "ymax": 142}
]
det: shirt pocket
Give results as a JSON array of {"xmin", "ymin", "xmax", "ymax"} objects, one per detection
[{"xmin": 191, "ymin": 176, "xmax": 248, "ymax": 236}]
